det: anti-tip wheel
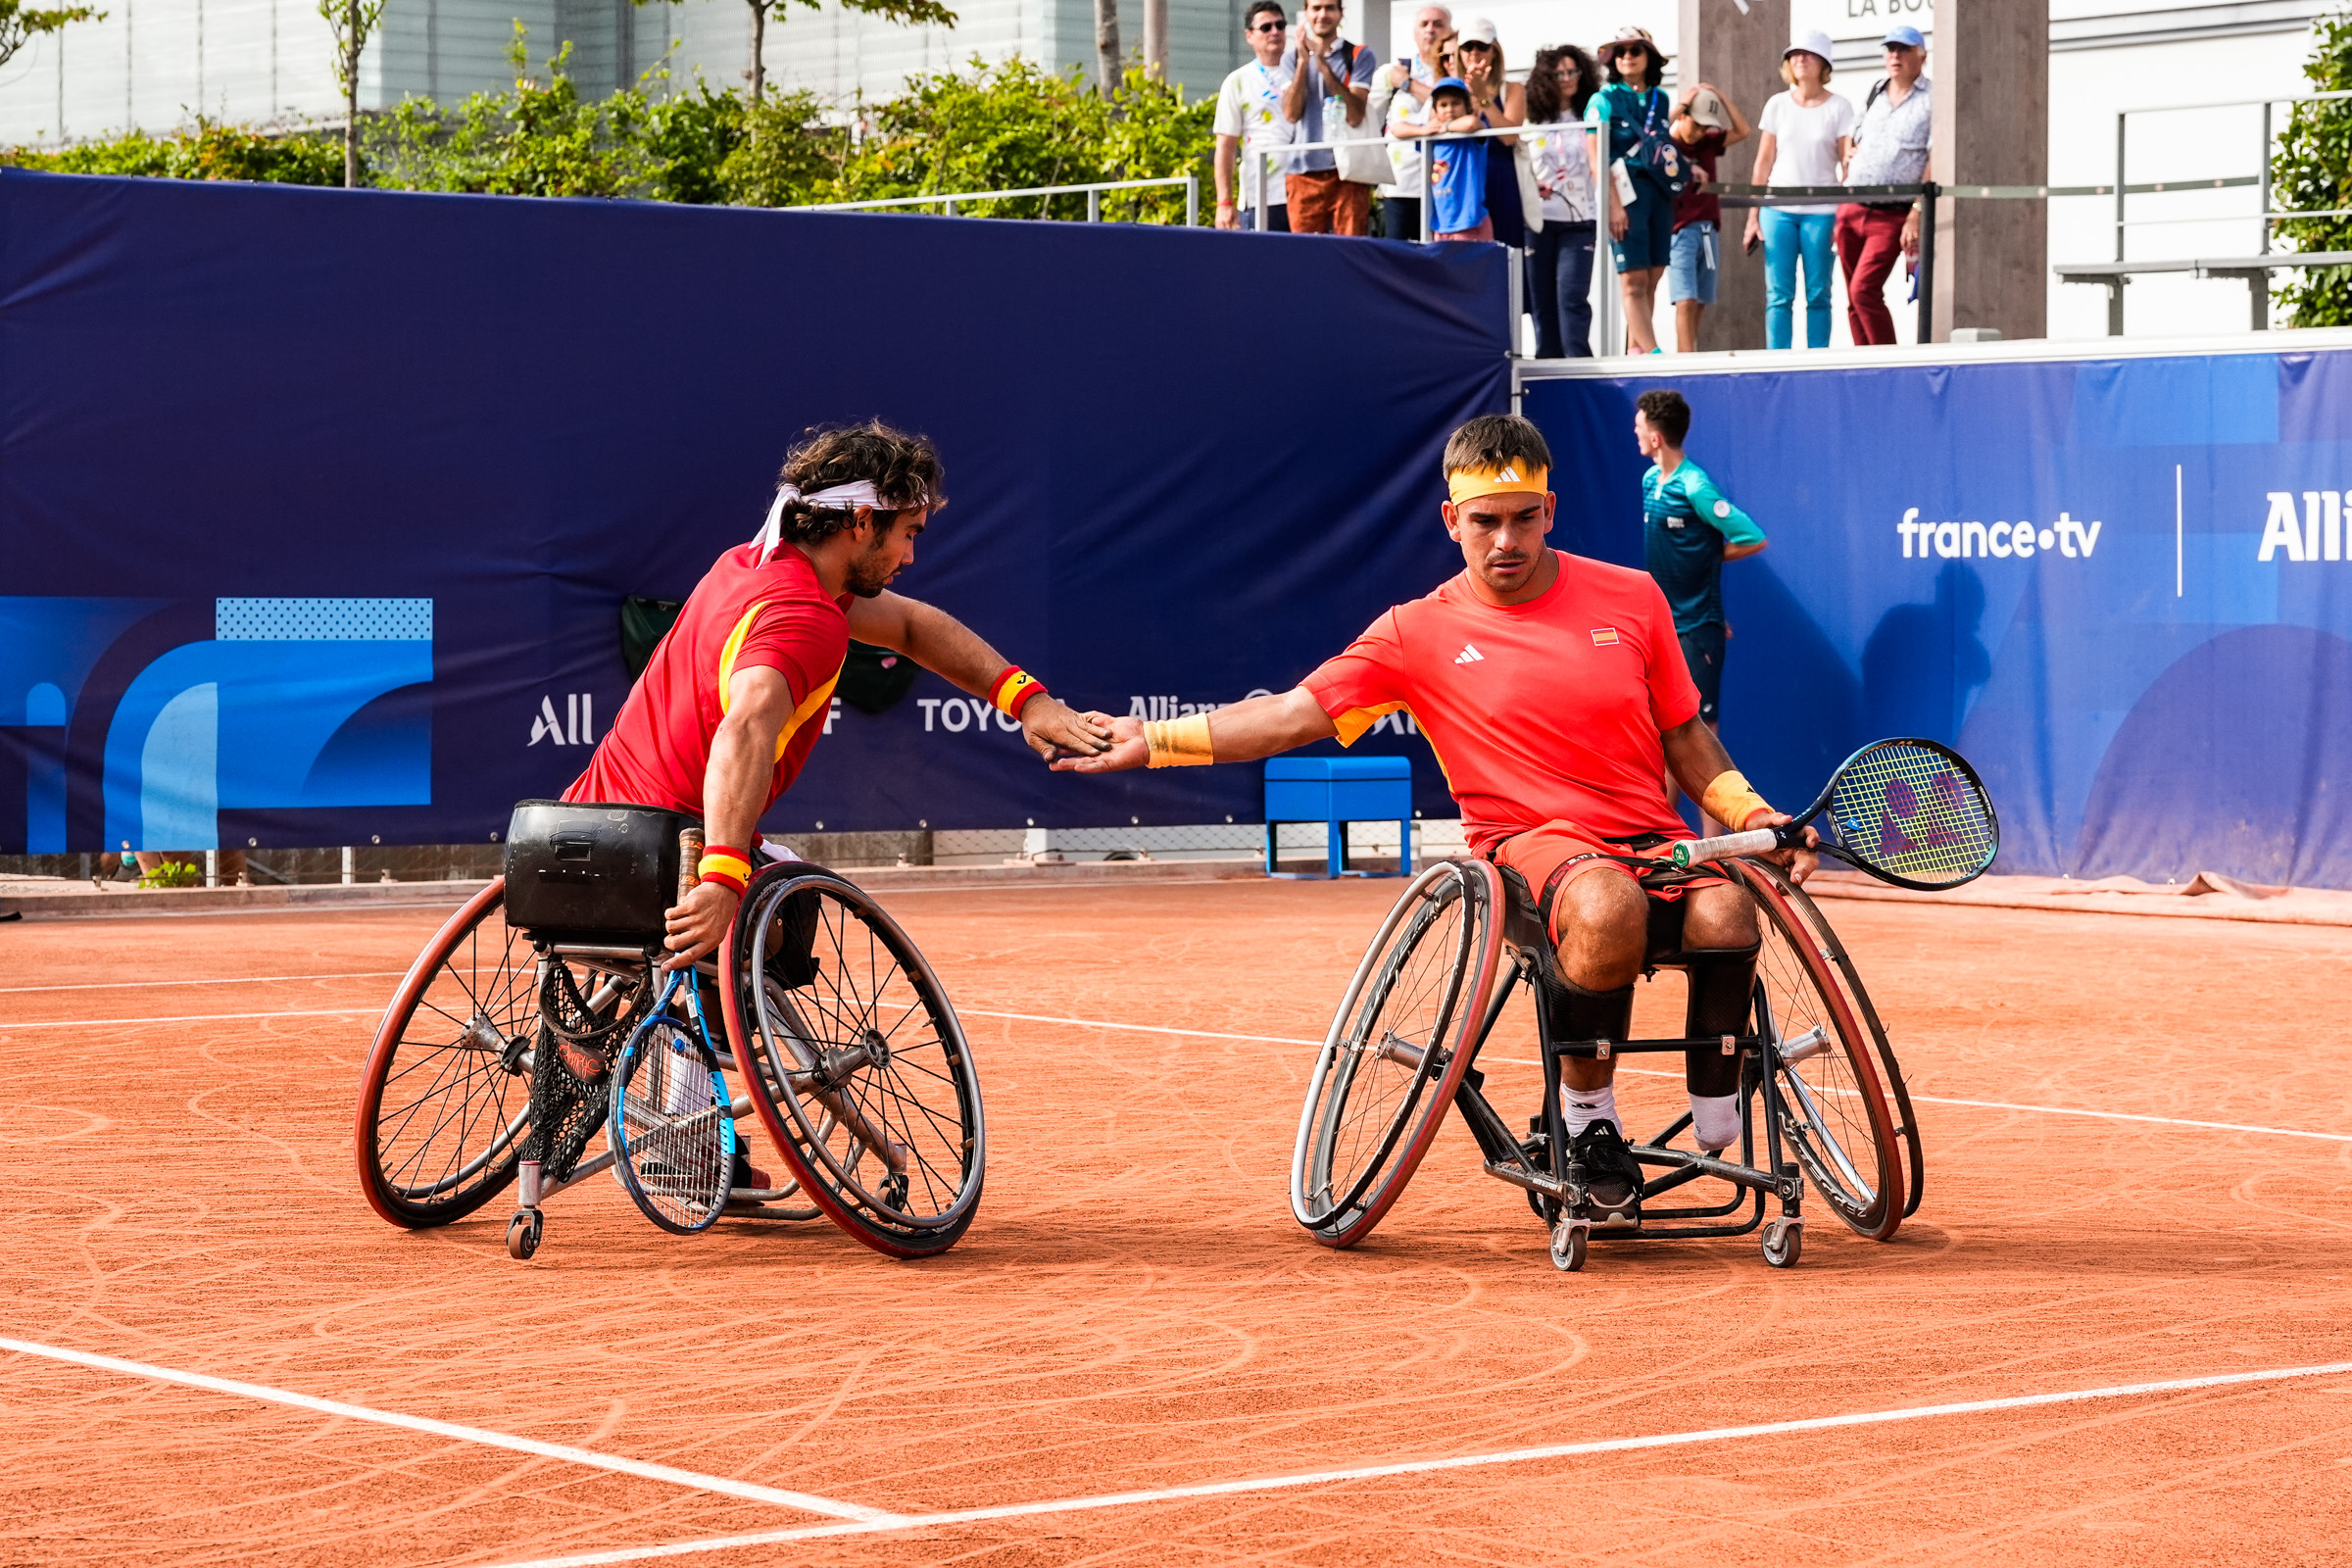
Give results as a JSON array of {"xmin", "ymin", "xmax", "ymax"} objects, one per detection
[
  {"xmin": 1550, "ymin": 1217, "xmax": 1590, "ymax": 1272},
  {"xmin": 506, "ymin": 1209, "xmax": 542, "ymax": 1261},
  {"xmin": 1761, "ymin": 1217, "xmax": 1802, "ymax": 1269}
]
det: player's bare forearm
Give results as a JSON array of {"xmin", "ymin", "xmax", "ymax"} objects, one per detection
[
  {"xmin": 845, "ymin": 592, "xmax": 1109, "ymax": 761},
  {"xmin": 1661, "ymin": 715, "xmax": 1740, "ymax": 810},
  {"xmin": 1053, "ymin": 687, "xmax": 1337, "ymax": 773},
  {"xmin": 665, "ymin": 665, "xmax": 795, "ymax": 969}
]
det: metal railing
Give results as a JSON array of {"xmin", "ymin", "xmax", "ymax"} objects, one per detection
[
  {"xmin": 1242, "ymin": 121, "xmax": 1533, "ymax": 245},
  {"xmin": 795, "ymin": 175, "xmax": 1200, "ymax": 226}
]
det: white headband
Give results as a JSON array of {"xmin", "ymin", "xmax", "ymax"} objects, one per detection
[{"xmin": 755, "ymin": 481, "xmax": 918, "ymax": 560}]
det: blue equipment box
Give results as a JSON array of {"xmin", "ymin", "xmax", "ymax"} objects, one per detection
[{"xmin": 1263, "ymin": 756, "xmax": 1414, "ymax": 878}]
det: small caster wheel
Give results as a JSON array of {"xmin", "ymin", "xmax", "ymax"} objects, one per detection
[
  {"xmin": 507, "ymin": 1209, "xmax": 543, "ymax": 1261},
  {"xmin": 1760, "ymin": 1217, "xmax": 1801, "ymax": 1269},
  {"xmin": 1549, "ymin": 1217, "xmax": 1590, "ymax": 1272}
]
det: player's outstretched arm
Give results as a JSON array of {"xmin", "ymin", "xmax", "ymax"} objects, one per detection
[
  {"xmin": 1051, "ymin": 688, "xmax": 1338, "ymax": 773},
  {"xmin": 1659, "ymin": 716, "xmax": 1818, "ymax": 882},
  {"xmin": 848, "ymin": 591, "xmax": 1112, "ymax": 763}
]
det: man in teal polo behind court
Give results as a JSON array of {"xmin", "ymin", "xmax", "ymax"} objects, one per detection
[{"xmin": 1635, "ymin": 387, "xmax": 1764, "ymax": 733}]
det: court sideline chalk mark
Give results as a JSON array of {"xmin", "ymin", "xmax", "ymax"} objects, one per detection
[
  {"xmin": 480, "ymin": 1358, "xmax": 2352, "ymax": 1566},
  {"xmin": 960, "ymin": 1009, "xmax": 2352, "ymax": 1144},
  {"xmin": 0, "ymin": 1338, "xmax": 903, "ymax": 1525}
]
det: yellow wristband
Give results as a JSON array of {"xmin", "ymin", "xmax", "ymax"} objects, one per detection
[
  {"xmin": 1144, "ymin": 713, "xmax": 1215, "ymax": 768},
  {"xmin": 697, "ymin": 852, "xmax": 753, "ymax": 883},
  {"xmin": 1699, "ymin": 770, "xmax": 1773, "ymax": 831}
]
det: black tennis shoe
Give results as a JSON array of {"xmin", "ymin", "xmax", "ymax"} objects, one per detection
[{"xmin": 1568, "ymin": 1118, "xmax": 1644, "ymax": 1228}]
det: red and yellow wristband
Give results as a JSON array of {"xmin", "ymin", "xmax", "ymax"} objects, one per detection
[
  {"xmin": 987, "ymin": 665, "xmax": 1047, "ymax": 720},
  {"xmin": 696, "ymin": 844, "xmax": 752, "ymax": 897}
]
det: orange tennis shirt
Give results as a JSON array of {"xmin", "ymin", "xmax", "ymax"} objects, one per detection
[
  {"xmin": 565, "ymin": 542, "xmax": 850, "ymax": 819},
  {"xmin": 1300, "ymin": 554, "xmax": 1702, "ymax": 855}
]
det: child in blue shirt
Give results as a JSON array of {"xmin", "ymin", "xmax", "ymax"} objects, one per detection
[{"xmin": 1396, "ymin": 76, "xmax": 1493, "ymax": 241}]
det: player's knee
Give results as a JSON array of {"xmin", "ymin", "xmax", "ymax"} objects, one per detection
[
  {"xmin": 1550, "ymin": 870, "xmax": 1645, "ymax": 986},
  {"xmin": 1679, "ymin": 882, "xmax": 1758, "ymax": 950}
]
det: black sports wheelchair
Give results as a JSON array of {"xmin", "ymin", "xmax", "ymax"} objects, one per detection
[
  {"xmin": 1288, "ymin": 853, "xmax": 1923, "ymax": 1270},
  {"xmin": 353, "ymin": 801, "xmax": 986, "ymax": 1262}
]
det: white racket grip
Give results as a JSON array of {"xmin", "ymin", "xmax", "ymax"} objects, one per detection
[{"xmin": 1670, "ymin": 828, "xmax": 1780, "ymax": 868}]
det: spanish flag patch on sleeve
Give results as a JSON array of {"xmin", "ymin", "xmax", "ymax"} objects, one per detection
[{"xmin": 1590, "ymin": 627, "xmax": 1621, "ymax": 647}]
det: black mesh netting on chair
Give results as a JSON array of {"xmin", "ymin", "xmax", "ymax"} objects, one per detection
[{"xmin": 524, "ymin": 960, "xmax": 649, "ymax": 1182}]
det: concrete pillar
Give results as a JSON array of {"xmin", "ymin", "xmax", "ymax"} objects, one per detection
[
  {"xmin": 1930, "ymin": 0, "xmax": 2047, "ymax": 341},
  {"xmin": 1355, "ymin": 0, "xmax": 1389, "ymax": 66},
  {"xmin": 1679, "ymin": 0, "xmax": 1789, "ymax": 351}
]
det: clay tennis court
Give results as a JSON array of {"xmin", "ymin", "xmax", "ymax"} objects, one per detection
[{"xmin": 4, "ymin": 876, "xmax": 2349, "ymax": 1566}]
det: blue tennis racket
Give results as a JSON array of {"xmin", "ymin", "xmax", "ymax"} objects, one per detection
[
  {"xmin": 1671, "ymin": 737, "xmax": 1999, "ymax": 891},
  {"xmin": 609, "ymin": 967, "xmax": 737, "ymax": 1234}
]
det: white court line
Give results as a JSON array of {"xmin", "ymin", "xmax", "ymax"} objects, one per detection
[
  {"xmin": 483, "ymin": 1358, "xmax": 2352, "ymax": 1567},
  {"xmin": 0, "ymin": 1338, "xmax": 900, "ymax": 1525},
  {"xmin": 0, "ymin": 970, "xmax": 405, "ymax": 996},
  {"xmin": 0, "ymin": 1007, "xmax": 371, "ymax": 1031},
  {"xmin": 962, "ymin": 1010, "xmax": 2352, "ymax": 1145}
]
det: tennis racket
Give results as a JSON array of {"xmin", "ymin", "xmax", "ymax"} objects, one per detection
[
  {"xmin": 609, "ymin": 827, "xmax": 737, "ymax": 1235},
  {"xmin": 1670, "ymin": 737, "xmax": 1999, "ymax": 891},
  {"xmin": 610, "ymin": 995, "xmax": 737, "ymax": 1234}
]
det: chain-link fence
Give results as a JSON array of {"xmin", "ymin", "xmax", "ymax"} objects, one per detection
[{"xmin": 0, "ymin": 819, "xmax": 1471, "ymax": 885}]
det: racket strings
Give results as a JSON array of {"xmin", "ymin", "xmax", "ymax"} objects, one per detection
[
  {"xmin": 1826, "ymin": 742, "xmax": 1996, "ymax": 885},
  {"xmin": 620, "ymin": 1022, "xmax": 731, "ymax": 1220}
]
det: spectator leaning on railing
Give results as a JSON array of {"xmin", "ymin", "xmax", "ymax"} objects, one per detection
[
  {"xmin": 1280, "ymin": 0, "xmax": 1380, "ymax": 234},
  {"xmin": 1744, "ymin": 30, "xmax": 1854, "ymax": 350},
  {"xmin": 1587, "ymin": 24, "xmax": 1677, "ymax": 355},
  {"xmin": 1523, "ymin": 45, "xmax": 1598, "ymax": 357},
  {"xmin": 1214, "ymin": 2, "xmax": 1298, "ymax": 230},
  {"xmin": 1369, "ymin": 5, "xmax": 1455, "ymax": 241},
  {"xmin": 1837, "ymin": 24, "xmax": 1933, "ymax": 345},
  {"xmin": 1392, "ymin": 75, "xmax": 1506, "ymax": 241},
  {"xmin": 1667, "ymin": 82, "xmax": 1750, "ymax": 353}
]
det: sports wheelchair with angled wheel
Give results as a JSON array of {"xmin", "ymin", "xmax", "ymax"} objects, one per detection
[
  {"xmin": 352, "ymin": 801, "xmax": 985, "ymax": 1261},
  {"xmin": 1289, "ymin": 854, "xmax": 1922, "ymax": 1271}
]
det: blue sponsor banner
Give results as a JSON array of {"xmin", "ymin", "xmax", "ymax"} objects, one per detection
[
  {"xmin": 1526, "ymin": 346, "xmax": 2352, "ymax": 887},
  {"xmin": 0, "ymin": 171, "xmax": 1506, "ymax": 852}
]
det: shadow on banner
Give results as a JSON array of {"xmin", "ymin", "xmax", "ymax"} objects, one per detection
[{"xmin": 1527, "ymin": 347, "xmax": 2352, "ymax": 888}]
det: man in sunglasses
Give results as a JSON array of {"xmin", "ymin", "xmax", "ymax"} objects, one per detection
[{"xmin": 1215, "ymin": 1, "xmax": 1298, "ymax": 230}]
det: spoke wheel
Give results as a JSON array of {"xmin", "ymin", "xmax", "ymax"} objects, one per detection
[
  {"xmin": 719, "ymin": 868, "xmax": 984, "ymax": 1259},
  {"xmin": 355, "ymin": 879, "xmax": 536, "ymax": 1228},
  {"xmin": 1742, "ymin": 859, "xmax": 1926, "ymax": 1218},
  {"xmin": 1732, "ymin": 861, "xmax": 1906, "ymax": 1241},
  {"xmin": 1291, "ymin": 859, "xmax": 1502, "ymax": 1249}
]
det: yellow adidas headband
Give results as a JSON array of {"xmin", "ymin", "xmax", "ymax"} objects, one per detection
[{"xmin": 1446, "ymin": 462, "xmax": 1551, "ymax": 507}]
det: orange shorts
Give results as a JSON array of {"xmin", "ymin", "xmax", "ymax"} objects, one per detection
[{"xmin": 1487, "ymin": 819, "xmax": 1728, "ymax": 946}]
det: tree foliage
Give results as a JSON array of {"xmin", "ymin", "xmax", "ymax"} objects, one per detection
[
  {"xmin": 0, "ymin": 0, "xmax": 102, "ymax": 73},
  {"xmin": 2273, "ymin": 9, "xmax": 2352, "ymax": 325},
  {"xmin": 3, "ymin": 42, "xmax": 1214, "ymax": 224},
  {"xmin": 5, "ymin": 120, "xmax": 343, "ymax": 184}
]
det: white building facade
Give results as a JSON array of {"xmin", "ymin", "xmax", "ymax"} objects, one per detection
[{"xmin": 0, "ymin": 0, "xmax": 2331, "ymax": 339}]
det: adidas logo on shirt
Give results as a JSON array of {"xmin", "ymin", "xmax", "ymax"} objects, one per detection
[{"xmin": 1454, "ymin": 644, "xmax": 1486, "ymax": 664}]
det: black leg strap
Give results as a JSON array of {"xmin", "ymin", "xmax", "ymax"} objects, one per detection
[
  {"xmin": 1541, "ymin": 972, "xmax": 1635, "ymax": 1053},
  {"xmin": 1681, "ymin": 942, "xmax": 1760, "ymax": 1098}
]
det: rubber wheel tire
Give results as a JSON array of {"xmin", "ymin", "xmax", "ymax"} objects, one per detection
[
  {"xmin": 506, "ymin": 1210, "xmax": 541, "ymax": 1260},
  {"xmin": 355, "ymin": 878, "xmax": 536, "ymax": 1229},
  {"xmin": 1550, "ymin": 1220, "xmax": 1589, "ymax": 1272},
  {"xmin": 1761, "ymin": 1217, "xmax": 1802, "ymax": 1268}
]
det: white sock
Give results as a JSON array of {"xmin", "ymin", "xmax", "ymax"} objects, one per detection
[
  {"xmin": 1559, "ymin": 1083, "xmax": 1619, "ymax": 1140},
  {"xmin": 1690, "ymin": 1092, "xmax": 1740, "ymax": 1153}
]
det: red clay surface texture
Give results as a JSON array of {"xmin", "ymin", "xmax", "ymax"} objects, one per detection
[{"xmin": 3, "ymin": 880, "xmax": 2349, "ymax": 1567}]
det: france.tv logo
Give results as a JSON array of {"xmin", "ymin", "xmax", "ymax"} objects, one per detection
[{"xmin": 0, "ymin": 597, "xmax": 432, "ymax": 853}]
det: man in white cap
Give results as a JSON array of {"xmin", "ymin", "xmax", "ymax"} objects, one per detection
[{"xmin": 1837, "ymin": 24, "xmax": 1933, "ymax": 344}]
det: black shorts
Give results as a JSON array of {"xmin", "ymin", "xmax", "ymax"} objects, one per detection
[{"xmin": 1678, "ymin": 622, "xmax": 1725, "ymax": 726}]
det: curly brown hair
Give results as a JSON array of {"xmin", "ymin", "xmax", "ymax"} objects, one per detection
[{"xmin": 769, "ymin": 419, "xmax": 947, "ymax": 547}]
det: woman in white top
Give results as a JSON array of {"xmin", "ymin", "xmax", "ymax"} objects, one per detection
[
  {"xmin": 1522, "ymin": 44, "xmax": 1598, "ymax": 356},
  {"xmin": 1740, "ymin": 30, "xmax": 1855, "ymax": 348}
]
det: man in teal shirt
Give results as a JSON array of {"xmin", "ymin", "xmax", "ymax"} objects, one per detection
[{"xmin": 1635, "ymin": 388, "xmax": 1765, "ymax": 729}]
